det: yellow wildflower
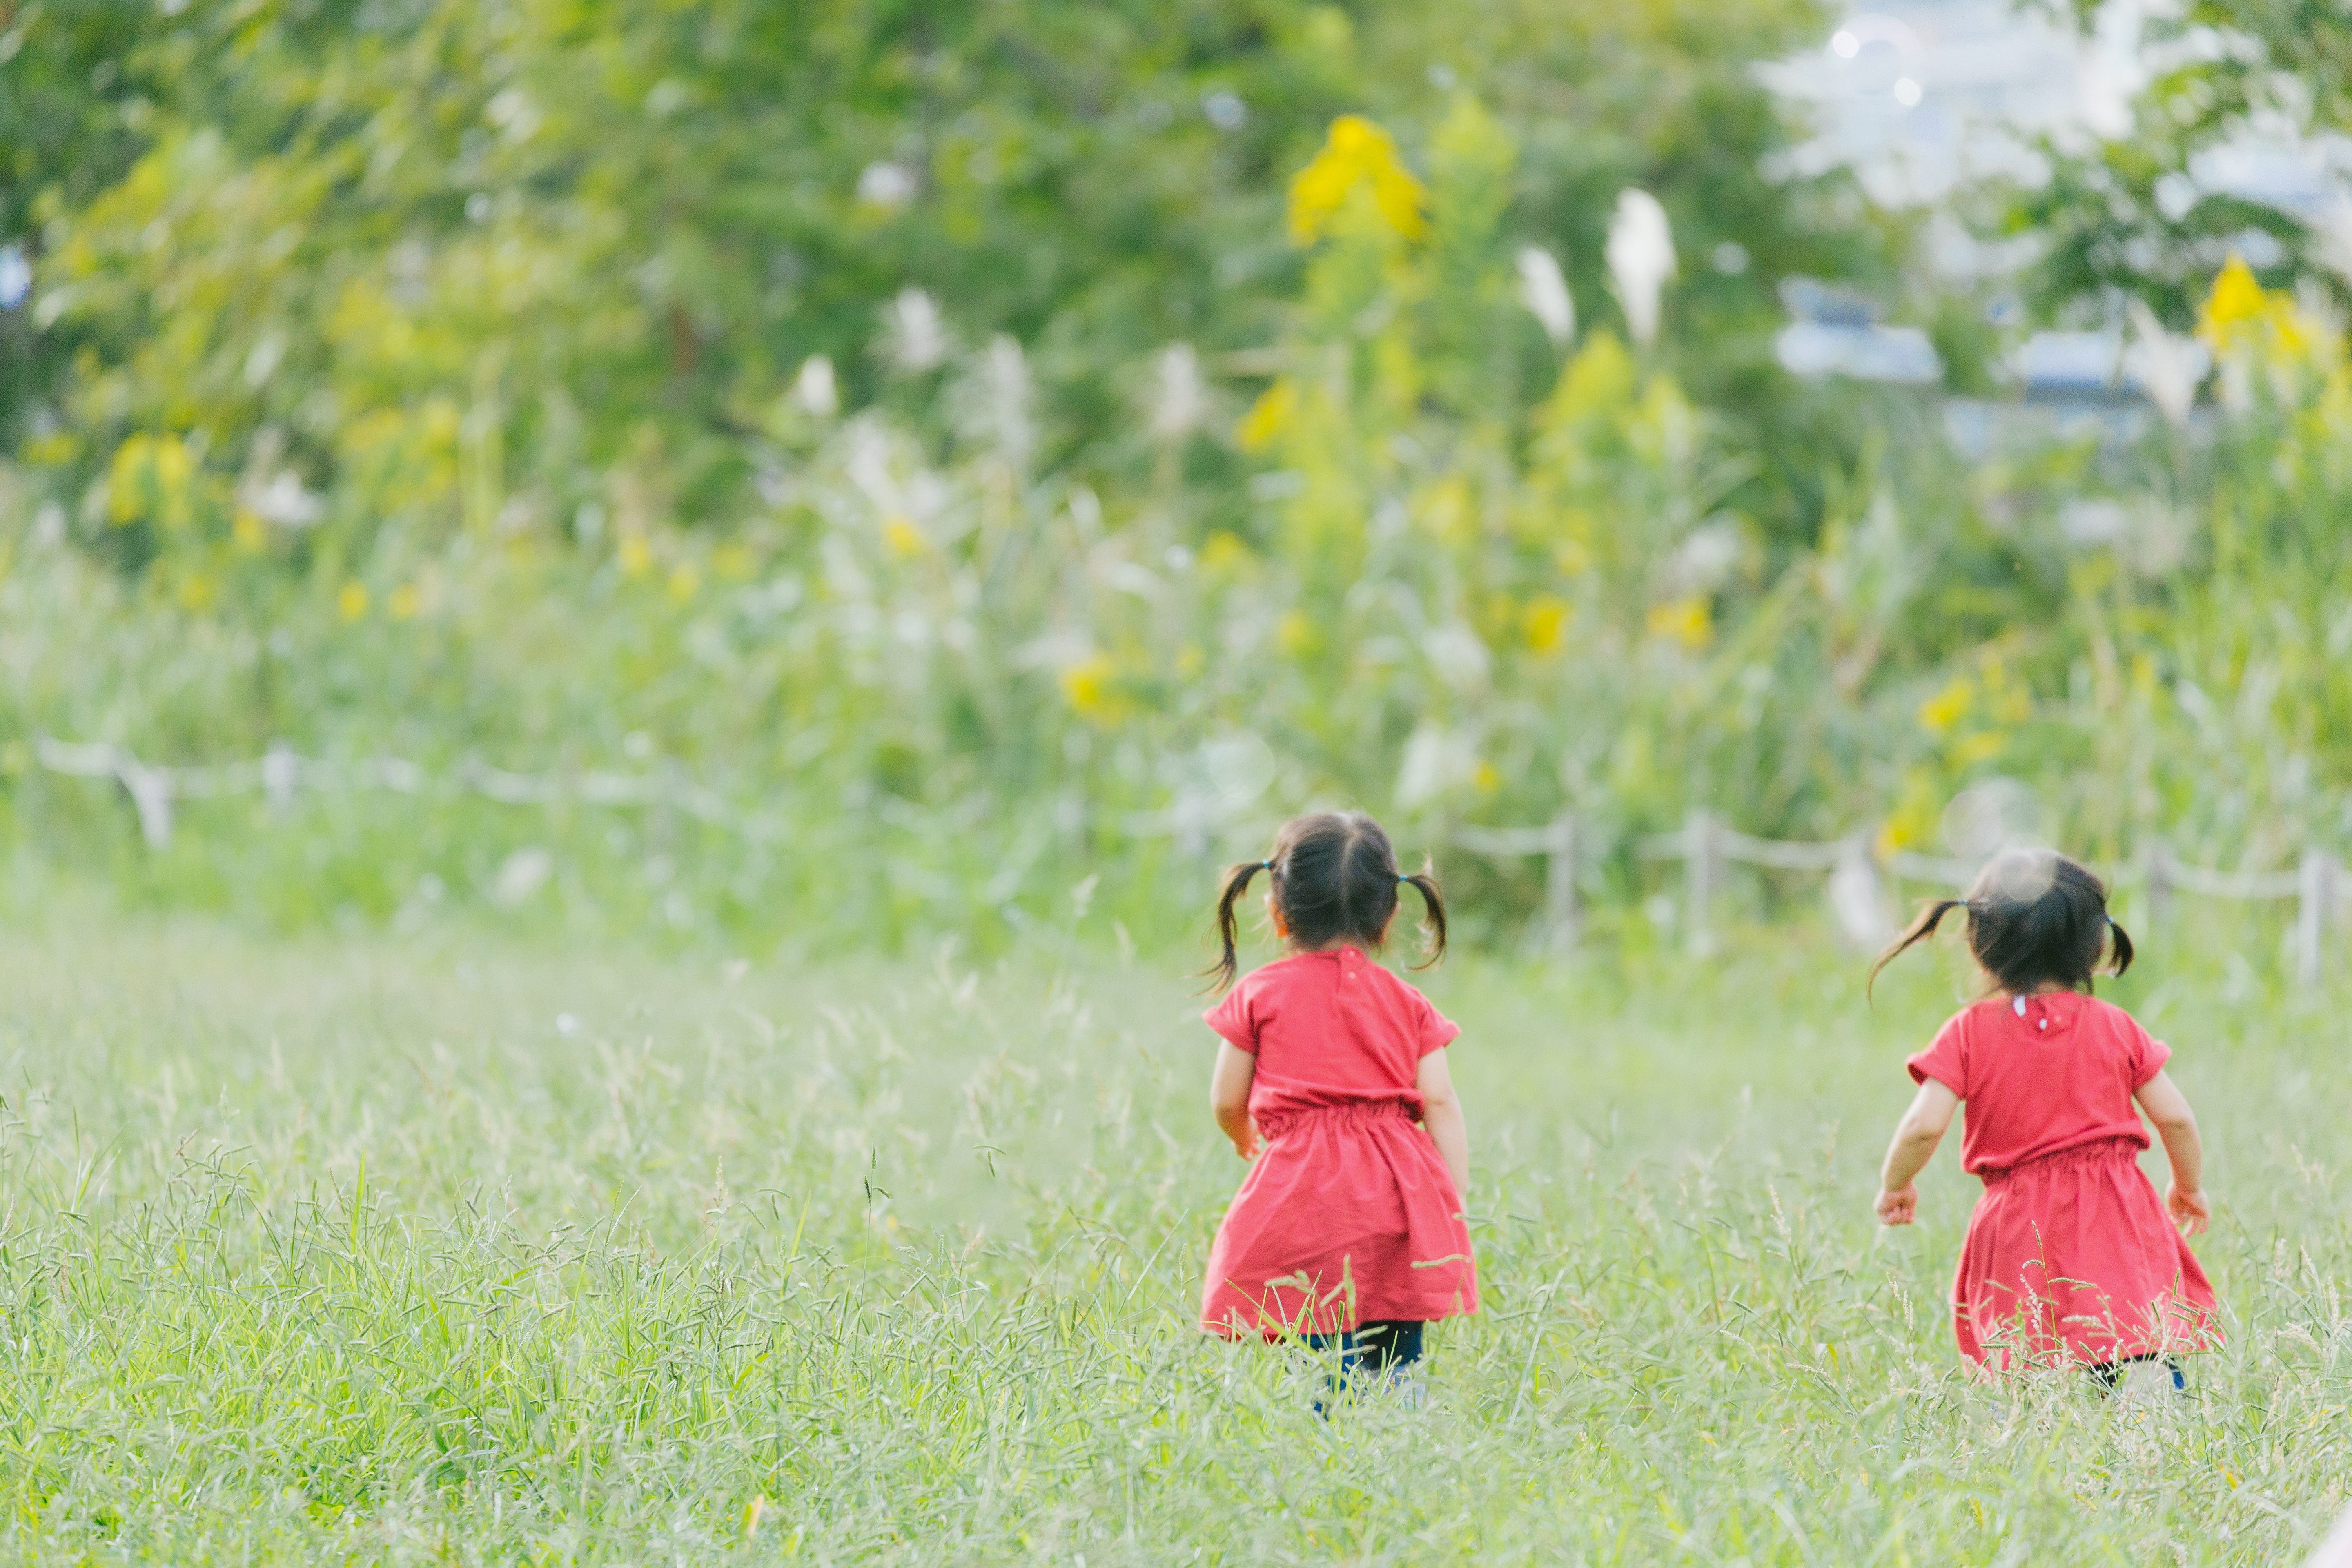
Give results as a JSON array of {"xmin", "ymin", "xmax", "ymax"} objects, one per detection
[
  {"xmin": 2197, "ymin": 254, "xmax": 2267, "ymax": 349},
  {"xmin": 1287, "ymin": 115, "xmax": 1427, "ymax": 244},
  {"xmin": 338, "ymin": 581, "xmax": 369, "ymax": 621},
  {"xmin": 713, "ymin": 542, "xmax": 757, "ymax": 581},
  {"xmin": 617, "ymin": 535, "xmax": 653, "ymax": 576},
  {"xmin": 1472, "ymin": 760, "xmax": 1501, "ymax": 794},
  {"xmin": 1953, "ymin": 731, "xmax": 2006, "ymax": 767},
  {"xmin": 882, "ymin": 516, "xmax": 925, "ymax": 558},
  {"xmin": 231, "ymin": 508, "xmax": 268, "ymax": 552},
  {"xmin": 107, "ymin": 434, "xmax": 154, "ymax": 525},
  {"xmin": 1645, "ymin": 596, "xmax": 1712, "ymax": 650},
  {"xmin": 388, "ymin": 584, "xmax": 423, "ymax": 621},
  {"xmin": 174, "ymin": 572, "xmax": 216, "ymax": 613},
  {"xmin": 1060, "ymin": 653, "xmax": 1128, "ymax": 726},
  {"xmin": 1917, "ymin": 677, "xmax": 1971, "ymax": 735},
  {"xmin": 1524, "ymin": 595, "xmax": 1571, "ymax": 655},
  {"xmin": 1875, "ymin": 769, "xmax": 1942, "ymax": 855},
  {"xmin": 1276, "ymin": 608, "xmax": 1321, "ymax": 657},
  {"xmin": 1198, "ymin": 532, "xmax": 1252, "ymax": 575},
  {"xmin": 667, "ymin": 562, "xmax": 701, "ymax": 602},
  {"xmin": 1236, "ymin": 379, "xmax": 1297, "ymax": 453},
  {"xmin": 22, "ymin": 430, "xmax": 77, "ymax": 468}
]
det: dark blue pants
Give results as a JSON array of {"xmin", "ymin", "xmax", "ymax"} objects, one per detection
[{"xmin": 1306, "ymin": 1319, "xmax": 1423, "ymax": 1412}]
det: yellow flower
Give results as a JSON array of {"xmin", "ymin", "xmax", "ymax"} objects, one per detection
[
  {"xmin": 21, "ymin": 430, "xmax": 77, "ymax": 468},
  {"xmin": 338, "ymin": 580, "xmax": 369, "ymax": 621},
  {"xmin": 882, "ymin": 516, "xmax": 925, "ymax": 558},
  {"xmin": 1198, "ymin": 532, "xmax": 1251, "ymax": 575},
  {"xmin": 1287, "ymin": 115, "xmax": 1428, "ymax": 244},
  {"xmin": 2198, "ymin": 254, "xmax": 2267, "ymax": 348},
  {"xmin": 1524, "ymin": 595, "xmax": 1571, "ymax": 654},
  {"xmin": 174, "ymin": 572, "xmax": 216, "ymax": 613},
  {"xmin": 1645, "ymin": 596, "xmax": 1712, "ymax": 650},
  {"xmin": 1917, "ymin": 677, "xmax": 1971, "ymax": 735},
  {"xmin": 1276, "ymin": 608, "xmax": 1321, "ymax": 657},
  {"xmin": 1875, "ymin": 769, "xmax": 1942, "ymax": 855},
  {"xmin": 1953, "ymin": 731, "xmax": 2006, "ymax": 767},
  {"xmin": 231, "ymin": 508, "xmax": 268, "ymax": 552},
  {"xmin": 667, "ymin": 562, "xmax": 701, "ymax": 602},
  {"xmin": 388, "ymin": 584, "xmax": 423, "ymax": 621},
  {"xmin": 713, "ymin": 542, "xmax": 757, "ymax": 581},
  {"xmin": 1472, "ymin": 760, "xmax": 1501, "ymax": 793},
  {"xmin": 1236, "ymin": 380, "xmax": 1297, "ymax": 453},
  {"xmin": 617, "ymin": 535, "xmax": 653, "ymax": 576},
  {"xmin": 1060, "ymin": 653, "xmax": 1128, "ymax": 726},
  {"xmin": 107, "ymin": 434, "xmax": 155, "ymax": 525}
]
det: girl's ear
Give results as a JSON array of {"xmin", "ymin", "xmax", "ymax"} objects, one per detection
[{"xmin": 1264, "ymin": 889, "xmax": 1288, "ymax": 939}]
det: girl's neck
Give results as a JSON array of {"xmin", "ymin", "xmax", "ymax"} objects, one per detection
[{"xmin": 2000, "ymin": 979, "xmax": 2074, "ymax": 999}]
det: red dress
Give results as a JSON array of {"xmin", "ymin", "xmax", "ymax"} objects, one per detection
[
  {"xmin": 1199, "ymin": 946, "xmax": 1478, "ymax": 1336},
  {"xmin": 1908, "ymin": 991, "xmax": 2220, "ymax": 1368}
]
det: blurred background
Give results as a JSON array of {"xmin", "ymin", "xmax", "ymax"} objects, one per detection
[{"xmin": 2, "ymin": 0, "xmax": 2348, "ymax": 958}]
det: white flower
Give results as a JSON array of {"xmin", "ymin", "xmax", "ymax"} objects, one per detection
[
  {"xmin": 955, "ymin": 335, "xmax": 1035, "ymax": 472},
  {"xmin": 1605, "ymin": 190, "xmax": 1677, "ymax": 346},
  {"xmin": 2122, "ymin": 298, "xmax": 2206, "ymax": 430},
  {"xmin": 879, "ymin": 287, "xmax": 951, "ymax": 374},
  {"xmin": 1147, "ymin": 343, "xmax": 1209, "ymax": 442},
  {"xmin": 856, "ymin": 160, "xmax": 919, "ymax": 211},
  {"xmin": 794, "ymin": 354, "xmax": 840, "ymax": 417},
  {"xmin": 1515, "ymin": 246, "xmax": 1575, "ymax": 345}
]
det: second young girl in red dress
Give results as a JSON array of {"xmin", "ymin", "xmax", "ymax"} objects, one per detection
[
  {"xmin": 1872, "ymin": 849, "xmax": 2220, "ymax": 1390},
  {"xmin": 1196, "ymin": 811, "xmax": 1477, "ymax": 1403}
]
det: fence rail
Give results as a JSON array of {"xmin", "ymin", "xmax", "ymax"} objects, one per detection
[{"xmin": 28, "ymin": 738, "xmax": 2348, "ymax": 984}]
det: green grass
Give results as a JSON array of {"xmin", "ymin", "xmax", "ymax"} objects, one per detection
[{"xmin": 0, "ymin": 911, "xmax": 2346, "ymax": 1564}]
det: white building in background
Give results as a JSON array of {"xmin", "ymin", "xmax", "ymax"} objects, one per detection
[{"xmin": 1755, "ymin": 0, "xmax": 2347, "ymax": 407}]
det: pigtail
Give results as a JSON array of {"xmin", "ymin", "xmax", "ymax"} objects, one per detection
[
  {"xmin": 2105, "ymin": 915, "xmax": 2134, "ymax": 980},
  {"xmin": 1401, "ymin": 864, "xmax": 1448, "ymax": 970},
  {"xmin": 1199, "ymin": 859, "xmax": 1268, "ymax": 993},
  {"xmin": 1867, "ymin": 898, "xmax": 1967, "ymax": 998}
]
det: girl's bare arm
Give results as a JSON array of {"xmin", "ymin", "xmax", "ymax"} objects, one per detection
[
  {"xmin": 1877, "ymin": 1078, "xmax": 1959, "ymax": 1225},
  {"xmin": 1209, "ymin": 1041, "xmax": 1260, "ymax": 1158},
  {"xmin": 1415, "ymin": 1048, "xmax": 1470, "ymax": 1200},
  {"xmin": 2134, "ymin": 1069, "xmax": 2210, "ymax": 1234}
]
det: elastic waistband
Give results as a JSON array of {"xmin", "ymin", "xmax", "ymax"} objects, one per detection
[
  {"xmin": 1258, "ymin": 1100, "xmax": 1414, "ymax": 1140},
  {"xmin": 1980, "ymin": 1135, "xmax": 2145, "ymax": 1186}
]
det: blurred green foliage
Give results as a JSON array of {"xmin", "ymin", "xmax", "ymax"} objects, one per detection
[{"xmin": 6, "ymin": 0, "xmax": 2352, "ymax": 953}]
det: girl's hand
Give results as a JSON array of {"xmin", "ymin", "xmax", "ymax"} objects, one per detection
[
  {"xmin": 1230, "ymin": 1120, "xmax": 1262, "ymax": 1160},
  {"xmin": 2167, "ymin": 1184, "xmax": 2211, "ymax": 1235},
  {"xmin": 1875, "ymin": 1184, "xmax": 1918, "ymax": 1226}
]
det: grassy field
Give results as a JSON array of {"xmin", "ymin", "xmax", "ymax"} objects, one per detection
[{"xmin": 0, "ymin": 909, "xmax": 2347, "ymax": 1565}]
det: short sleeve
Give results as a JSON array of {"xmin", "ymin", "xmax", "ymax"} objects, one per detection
[
  {"xmin": 2127, "ymin": 1016, "xmax": 2172, "ymax": 1088},
  {"xmin": 1907, "ymin": 1013, "xmax": 1968, "ymax": 1098},
  {"xmin": 1203, "ymin": 981, "xmax": 1260, "ymax": 1054},
  {"xmin": 1412, "ymin": 991, "xmax": 1461, "ymax": 1058}
]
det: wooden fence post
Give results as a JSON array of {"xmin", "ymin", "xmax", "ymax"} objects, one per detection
[
  {"xmin": 2296, "ymin": 849, "xmax": 2334, "ymax": 989},
  {"xmin": 1684, "ymin": 809, "xmax": 1718, "ymax": 955},
  {"xmin": 263, "ymin": 742, "xmax": 298, "ymax": 816},
  {"xmin": 1541, "ymin": 812, "xmax": 1579, "ymax": 955},
  {"xmin": 116, "ymin": 757, "xmax": 174, "ymax": 850}
]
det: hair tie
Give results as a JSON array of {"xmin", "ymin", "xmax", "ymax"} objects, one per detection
[
  {"xmin": 1261, "ymin": 859, "xmax": 1274, "ymax": 871},
  {"xmin": 1397, "ymin": 874, "xmax": 1410, "ymax": 885}
]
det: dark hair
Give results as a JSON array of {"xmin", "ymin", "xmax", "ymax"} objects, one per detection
[
  {"xmin": 1203, "ymin": 811, "xmax": 1447, "ymax": 992},
  {"xmin": 1869, "ymin": 847, "xmax": 2134, "ymax": 998}
]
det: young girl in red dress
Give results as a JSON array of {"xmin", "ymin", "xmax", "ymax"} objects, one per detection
[
  {"xmin": 1872, "ymin": 848, "xmax": 2220, "ymax": 1389},
  {"xmin": 1197, "ymin": 811, "xmax": 1476, "ymax": 1401}
]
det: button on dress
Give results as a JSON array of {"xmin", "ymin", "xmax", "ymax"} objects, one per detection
[
  {"xmin": 1908, "ymin": 991, "xmax": 2220, "ymax": 1368},
  {"xmin": 1199, "ymin": 947, "xmax": 1478, "ymax": 1337}
]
